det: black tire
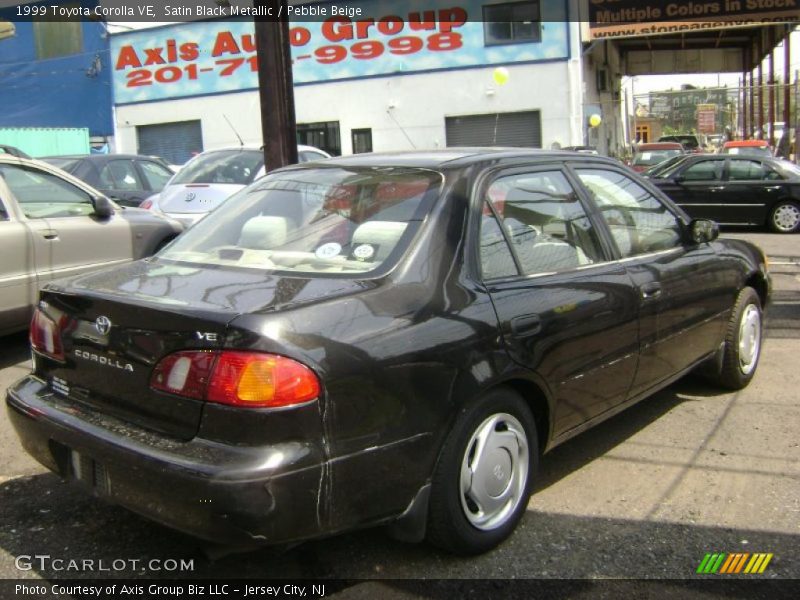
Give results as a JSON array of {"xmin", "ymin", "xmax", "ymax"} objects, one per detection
[
  {"xmin": 707, "ymin": 287, "xmax": 763, "ymax": 390},
  {"xmin": 426, "ymin": 388, "xmax": 538, "ymax": 555},
  {"xmin": 768, "ymin": 200, "xmax": 800, "ymax": 233}
]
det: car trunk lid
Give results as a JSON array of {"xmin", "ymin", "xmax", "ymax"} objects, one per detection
[
  {"xmin": 32, "ymin": 260, "xmax": 368, "ymax": 440},
  {"xmin": 159, "ymin": 183, "xmax": 243, "ymax": 215}
]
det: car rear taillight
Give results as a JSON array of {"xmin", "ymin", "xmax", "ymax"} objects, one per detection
[
  {"xmin": 30, "ymin": 308, "xmax": 65, "ymax": 361},
  {"xmin": 150, "ymin": 351, "xmax": 320, "ymax": 408},
  {"xmin": 150, "ymin": 350, "xmax": 216, "ymax": 400}
]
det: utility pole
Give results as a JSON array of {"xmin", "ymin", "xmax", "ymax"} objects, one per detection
[{"xmin": 254, "ymin": 0, "xmax": 298, "ymax": 172}]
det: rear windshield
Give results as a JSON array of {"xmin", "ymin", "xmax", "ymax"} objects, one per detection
[
  {"xmin": 171, "ymin": 150, "xmax": 263, "ymax": 185},
  {"xmin": 159, "ymin": 166, "xmax": 443, "ymax": 276},
  {"xmin": 632, "ymin": 149, "xmax": 683, "ymax": 166}
]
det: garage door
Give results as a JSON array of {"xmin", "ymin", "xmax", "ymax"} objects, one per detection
[
  {"xmin": 445, "ymin": 111, "xmax": 542, "ymax": 148},
  {"xmin": 136, "ymin": 121, "xmax": 203, "ymax": 165}
]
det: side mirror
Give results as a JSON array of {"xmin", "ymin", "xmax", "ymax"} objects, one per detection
[
  {"xmin": 689, "ymin": 219, "xmax": 719, "ymax": 244},
  {"xmin": 92, "ymin": 195, "xmax": 114, "ymax": 219},
  {"xmin": 673, "ymin": 174, "xmax": 686, "ymax": 184}
]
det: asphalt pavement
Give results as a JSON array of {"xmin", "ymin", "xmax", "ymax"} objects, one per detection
[{"xmin": 0, "ymin": 230, "xmax": 797, "ymax": 594}]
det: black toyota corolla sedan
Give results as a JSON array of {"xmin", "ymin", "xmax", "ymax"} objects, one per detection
[{"xmin": 7, "ymin": 150, "xmax": 770, "ymax": 555}]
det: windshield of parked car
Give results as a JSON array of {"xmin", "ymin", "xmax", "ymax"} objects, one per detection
[
  {"xmin": 775, "ymin": 160, "xmax": 800, "ymax": 178},
  {"xmin": 159, "ymin": 166, "xmax": 443, "ymax": 276},
  {"xmin": 632, "ymin": 149, "xmax": 684, "ymax": 166},
  {"xmin": 171, "ymin": 150, "xmax": 263, "ymax": 186}
]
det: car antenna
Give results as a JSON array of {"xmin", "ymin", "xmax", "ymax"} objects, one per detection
[{"xmin": 223, "ymin": 114, "xmax": 244, "ymax": 148}]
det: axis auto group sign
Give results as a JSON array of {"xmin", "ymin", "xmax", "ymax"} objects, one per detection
[
  {"xmin": 110, "ymin": 0, "xmax": 569, "ymax": 104},
  {"xmin": 588, "ymin": 0, "xmax": 800, "ymax": 39}
]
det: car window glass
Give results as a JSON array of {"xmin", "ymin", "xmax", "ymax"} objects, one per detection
[
  {"xmin": 728, "ymin": 159, "xmax": 765, "ymax": 181},
  {"xmin": 0, "ymin": 199, "xmax": 7, "ymax": 220},
  {"xmin": 480, "ymin": 201, "xmax": 519, "ymax": 280},
  {"xmin": 682, "ymin": 160, "xmax": 723, "ymax": 181},
  {"xmin": 172, "ymin": 150, "xmax": 264, "ymax": 185},
  {"xmin": 138, "ymin": 160, "xmax": 173, "ymax": 191},
  {"xmin": 0, "ymin": 164, "xmax": 94, "ymax": 219},
  {"xmin": 299, "ymin": 151, "xmax": 328, "ymax": 163},
  {"xmin": 159, "ymin": 167, "xmax": 441, "ymax": 277},
  {"xmin": 764, "ymin": 165, "xmax": 784, "ymax": 181},
  {"xmin": 576, "ymin": 169, "xmax": 682, "ymax": 258},
  {"xmin": 99, "ymin": 160, "xmax": 141, "ymax": 191},
  {"xmin": 483, "ymin": 171, "xmax": 604, "ymax": 276}
]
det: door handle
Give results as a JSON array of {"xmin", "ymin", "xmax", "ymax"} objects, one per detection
[
  {"xmin": 764, "ymin": 186, "xmax": 781, "ymax": 191},
  {"xmin": 708, "ymin": 186, "xmax": 725, "ymax": 192},
  {"xmin": 40, "ymin": 229, "xmax": 58, "ymax": 240},
  {"xmin": 640, "ymin": 282, "xmax": 662, "ymax": 300},
  {"xmin": 510, "ymin": 314, "xmax": 542, "ymax": 338}
]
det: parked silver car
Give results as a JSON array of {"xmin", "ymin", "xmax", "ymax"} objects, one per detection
[
  {"xmin": 0, "ymin": 155, "xmax": 183, "ymax": 336},
  {"xmin": 140, "ymin": 145, "xmax": 331, "ymax": 227}
]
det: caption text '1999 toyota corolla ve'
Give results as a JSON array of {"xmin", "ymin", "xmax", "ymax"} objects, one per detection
[{"xmin": 6, "ymin": 150, "xmax": 770, "ymax": 555}]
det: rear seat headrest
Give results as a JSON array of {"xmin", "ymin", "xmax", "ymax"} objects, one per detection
[
  {"xmin": 351, "ymin": 221, "xmax": 407, "ymax": 262},
  {"xmin": 238, "ymin": 216, "xmax": 287, "ymax": 249}
]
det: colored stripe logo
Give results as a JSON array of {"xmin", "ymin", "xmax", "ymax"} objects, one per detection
[{"xmin": 696, "ymin": 553, "xmax": 773, "ymax": 574}]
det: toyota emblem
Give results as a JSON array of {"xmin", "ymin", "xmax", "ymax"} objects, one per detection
[
  {"xmin": 95, "ymin": 316, "xmax": 112, "ymax": 335},
  {"xmin": 185, "ymin": 192, "xmax": 196, "ymax": 202}
]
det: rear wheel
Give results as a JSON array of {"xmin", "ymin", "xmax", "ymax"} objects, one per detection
[
  {"xmin": 707, "ymin": 287, "xmax": 763, "ymax": 390},
  {"xmin": 769, "ymin": 200, "xmax": 800, "ymax": 233},
  {"xmin": 426, "ymin": 388, "xmax": 537, "ymax": 555}
]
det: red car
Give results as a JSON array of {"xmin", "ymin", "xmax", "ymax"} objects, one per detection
[
  {"xmin": 721, "ymin": 140, "xmax": 773, "ymax": 158},
  {"xmin": 630, "ymin": 143, "xmax": 686, "ymax": 172}
]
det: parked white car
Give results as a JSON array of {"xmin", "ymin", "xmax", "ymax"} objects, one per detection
[{"xmin": 140, "ymin": 145, "xmax": 331, "ymax": 227}]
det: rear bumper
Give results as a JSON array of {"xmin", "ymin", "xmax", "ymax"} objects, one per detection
[{"xmin": 6, "ymin": 375, "xmax": 326, "ymax": 545}]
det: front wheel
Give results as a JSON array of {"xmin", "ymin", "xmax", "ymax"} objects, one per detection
[
  {"xmin": 426, "ymin": 388, "xmax": 537, "ymax": 555},
  {"xmin": 769, "ymin": 200, "xmax": 800, "ymax": 233},
  {"xmin": 707, "ymin": 287, "xmax": 763, "ymax": 390}
]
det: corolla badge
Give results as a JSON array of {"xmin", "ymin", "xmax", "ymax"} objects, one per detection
[
  {"xmin": 185, "ymin": 192, "xmax": 196, "ymax": 202},
  {"xmin": 95, "ymin": 316, "xmax": 112, "ymax": 335}
]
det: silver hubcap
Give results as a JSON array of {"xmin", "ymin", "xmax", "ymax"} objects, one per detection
[
  {"xmin": 460, "ymin": 413, "xmax": 529, "ymax": 531},
  {"xmin": 738, "ymin": 304, "xmax": 761, "ymax": 375},
  {"xmin": 772, "ymin": 203, "xmax": 800, "ymax": 232}
]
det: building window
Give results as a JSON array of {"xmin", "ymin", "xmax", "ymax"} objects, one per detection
[
  {"xmin": 33, "ymin": 18, "xmax": 82, "ymax": 60},
  {"xmin": 483, "ymin": 1, "xmax": 541, "ymax": 46},
  {"xmin": 297, "ymin": 121, "xmax": 341, "ymax": 156},
  {"xmin": 635, "ymin": 125, "xmax": 651, "ymax": 143},
  {"xmin": 351, "ymin": 129, "xmax": 373, "ymax": 154}
]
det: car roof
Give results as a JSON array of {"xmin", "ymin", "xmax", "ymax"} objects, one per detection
[
  {"xmin": 280, "ymin": 148, "xmax": 622, "ymax": 170},
  {"xmin": 636, "ymin": 143, "xmax": 684, "ymax": 150},
  {"xmin": 41, "ymin": 154, "xmax": 165, "ymax": 161},
  {"xmin": 198, "ymin": 144, "xmax": 328, "ymax": 154},
  {"xmin": 723, "ymin": 140, "xmax": 769, "ymax": 147}
]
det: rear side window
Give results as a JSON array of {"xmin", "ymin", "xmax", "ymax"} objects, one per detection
[
  {"xmin": 160, "ymin": 167, "xmax": 442, "ymax": 276},
  {"xmin": 480, "ymin": 170, "xmax": 604, "ymax": 277},
  {"xmin": 728, "ymin": 159, "xmax": 766, "ymax": 181}
]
